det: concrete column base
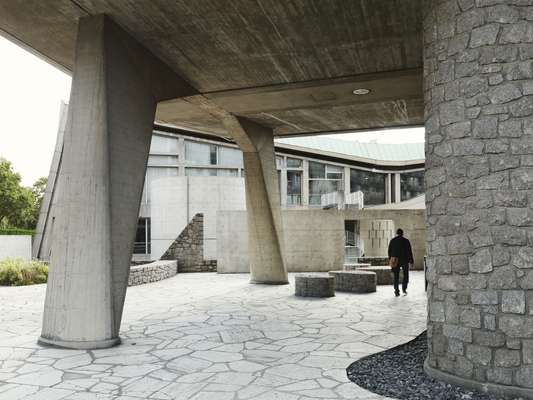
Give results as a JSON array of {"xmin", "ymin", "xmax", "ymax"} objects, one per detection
[
  {"xmin": 38, "ymin": 336, "xmax": 120, "ymax": 350},
  {"xmin": 424, "ymin": 360, "xmax": 533, "ymax": 400},
  {"xmin": 250, "ymin": 279, "xmax": 289, "ymax": 285}
]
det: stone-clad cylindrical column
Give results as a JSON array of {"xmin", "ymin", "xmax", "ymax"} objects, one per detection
[{"xmin": 424, "ymin": 1, "xmax": 533, "ymax": 398}]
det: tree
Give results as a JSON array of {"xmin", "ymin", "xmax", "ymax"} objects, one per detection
[
  {"xmin": 0, "ymin": 158, "xmax": 46, "ymax": 230},
  {"xmin": 31, "ymin": 176, "xmax": 48, "ymax": 224}
]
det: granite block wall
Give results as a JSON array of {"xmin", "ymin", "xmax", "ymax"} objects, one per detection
[{"xmin": 424, "ymin": 1, "xmax": 533, "ymax": 397}]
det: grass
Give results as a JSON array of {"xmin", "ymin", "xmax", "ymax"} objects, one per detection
[{"xmin": 0, "ymin": 258, "xmax": 48, "ymax": 286}]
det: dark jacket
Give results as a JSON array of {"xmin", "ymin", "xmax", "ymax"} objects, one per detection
[{"xmin": 388, "ymin": 235, "xmax": 414, "ymax": 266}]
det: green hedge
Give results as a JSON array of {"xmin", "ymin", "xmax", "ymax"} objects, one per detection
[
  {"xmin": 0, "ymin": 228, "xmax": 35, "ymax": 235},
  {"xmin": 0, "ymin": 258, "xmax": 48, "ymax": 286}
]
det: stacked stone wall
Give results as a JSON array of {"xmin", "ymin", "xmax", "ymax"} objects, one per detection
[
  {"xmin": 424, "ymin": 1, "xmax": 533, "ymax": 396},
  {"xmin": 160, "ymin": 213, "xmax": 217, "ymax": 272}
]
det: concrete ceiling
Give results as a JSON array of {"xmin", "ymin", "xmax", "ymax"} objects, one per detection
[{"xmin": 0, "ymin": 0, "xmax": 424, "ymax": 137}]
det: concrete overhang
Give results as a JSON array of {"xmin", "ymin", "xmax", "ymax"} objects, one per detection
[{"xmin": 0, "ymin": 0, "xmax": 424, "ymax": 137}]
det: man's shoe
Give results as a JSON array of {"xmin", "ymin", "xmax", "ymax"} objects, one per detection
[
  {"xmin": 395, "ymin": 291, "xmax": 400, "ymax": 297},
  {"xmin": 403, "ymin": 290, "xmax": 407, "ymax": 296}
]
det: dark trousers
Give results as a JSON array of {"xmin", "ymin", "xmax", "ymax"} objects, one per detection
[{"xmin": 393, "ymin": 264, "xmax": 409, "ymax": 293}]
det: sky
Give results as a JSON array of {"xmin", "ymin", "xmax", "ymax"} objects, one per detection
[
  {"xmin": 0, "ymin": 36, "xmax": 71, "ymax": 186},
  {"xmin": 0, "ymin": 35, "xmax": 424, "ymax": 186}
]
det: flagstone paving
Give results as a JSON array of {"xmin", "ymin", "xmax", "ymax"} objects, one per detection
[{"xmin": 0, "ymin": 271, "xmax": 427, "ymax": 400}]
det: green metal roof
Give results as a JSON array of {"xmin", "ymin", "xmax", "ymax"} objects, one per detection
[{"xmin": 275, "ymin": 136, "xmax": 425, "ymax": 162}]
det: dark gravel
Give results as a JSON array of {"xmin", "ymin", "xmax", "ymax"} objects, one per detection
[{"xmin": 346, "ymin": 331, "xmax": 507, "ymax": 400}]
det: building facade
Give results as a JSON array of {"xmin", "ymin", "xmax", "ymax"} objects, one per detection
[{"xmin": 134, "ymin": 125, "xmax": 425, "ymax": 262}]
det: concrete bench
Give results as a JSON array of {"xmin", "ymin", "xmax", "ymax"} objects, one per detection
[
  {"xmin": 328, "ymin": 270, "xmax": 377, "ymax": 293},
  {"xmin": 359, "ymin": 266, "xmax": 394, "ymax": 285},
  {"xmin": 343, "ymin": 263, "xmax": 371, "ymax": 271},
  {"xmin": 295, "ymin": 274, "xmax": 335, "ymax": 298}
]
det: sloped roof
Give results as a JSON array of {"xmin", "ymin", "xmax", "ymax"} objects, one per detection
[{"xmin": 275, "ymin": 136, "xmax": 424, "ymax": 163}]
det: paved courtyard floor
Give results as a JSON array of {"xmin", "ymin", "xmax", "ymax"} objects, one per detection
[{"xmin": 0, "ymin": 272, "xmax": 427, "ymax": 400}]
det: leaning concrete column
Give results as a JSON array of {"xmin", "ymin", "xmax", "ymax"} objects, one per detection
[
  {"xmin": 40, "ymin": 15, "xmax": 195, "ymax": 349},
  {"xmin": 232, "ymin": 118, "xmax": 288, "ymax": 284},
  {"xmin": 424, "ymin": 2, "xmax": 533, "ymax": 398}
]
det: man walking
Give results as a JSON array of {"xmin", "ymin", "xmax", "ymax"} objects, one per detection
[{"xmin": 388, "ymin": 228, "xmax": 413, "ymax": 297}]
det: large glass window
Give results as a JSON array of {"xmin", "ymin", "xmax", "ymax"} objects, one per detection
[
  {"xmin": 350, "ymin": 169, "xmax": 386, "ymax": 205},
  {"xmin": 185, "ymin": 141, "xmax": 217, "ymax": 165},
  {"xmin": 218, "ymin": 146, "xmax": 243, "ymax": 167},
  {"xmin": 134, "ymin": 218, "xmax": 151, "ymax": 254},
  {"xmin": 287, "ymin": 157, "xmax": 302, "ymax": 168},
  {"xmin": 287, "ymin": 170, "xmax": 302, "ymax": 205},
  {"xmin": 309, "ymin": 161, "xmax": 325, "ymax": 179},
  {"xmin": 401, "ymin": 171, "xmax": 424, "ymax": 201},
  {"xmin": 308, "ymin": 161, "xmax": 343, "ymax": 205},
  {"xmin": 150, "ymin": 135, "xmax": 178, "ymax": 154}
]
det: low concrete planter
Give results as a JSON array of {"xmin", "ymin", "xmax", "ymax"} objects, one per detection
[
  {"xmin": 128, "ymin": 260, "xmax": 178, "ymax": 286},
  {"xmin": 328, "ymin": 270, "xmax": 377, "ymax": 293},
  {"xmin": 295, "ymin": 274, "xmax": 335, "ymax": 298}
]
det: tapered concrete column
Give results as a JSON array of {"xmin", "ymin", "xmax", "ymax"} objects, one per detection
[
  {"xmin": 40, "ymin": 15, "xmax": 195, "ymax": 349},
  {"xmin": 425, "ymin": 2, "xmax": 533, "ymax": 398},
  {"xmin": 233, "ymin": 118, "xmax": 288, "ymax": 284}
]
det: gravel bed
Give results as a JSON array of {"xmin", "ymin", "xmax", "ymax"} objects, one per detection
[{"xmin": 347, "ymin": 331, "xmax": 507, "ymax": 400}]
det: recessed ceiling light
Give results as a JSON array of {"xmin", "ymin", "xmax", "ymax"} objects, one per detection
[{"xmin": 352, "ymin": 88, "xmax": 371, "ymax": 95}]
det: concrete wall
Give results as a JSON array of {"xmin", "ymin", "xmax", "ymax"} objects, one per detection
[
  {"xmin": 150, "ymin": 176, "xmax": 245, "ymax": 259},
  {"xmin": 359, "ymin": 219, "xmax": 395, "ymax": 257},
  {"xmin": 349, "ymin": 209, "xmax": 426, "ymax": 270},
  {"xmin": 217, "ymin": 208, "xmax": 425, "ymax": 273},
  {"xmin": 217, "ymin": 209, "xmax": 345, "ymax": 273},
  {"xmin": 0, "ymin": 235, "xmax": 32, "ymax": 261}
]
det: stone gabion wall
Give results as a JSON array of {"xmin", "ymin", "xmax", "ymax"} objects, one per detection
[
  {"xmin": 424, "ymin": 0, "xmax": 533, "ymax": 395},
  {"xmin": 160, "ymin": 213, "xmax": 217, "ymax": 272},
  {"xmin": 128, "ymin": 260, "xmax": 178, "ymax": 286}
]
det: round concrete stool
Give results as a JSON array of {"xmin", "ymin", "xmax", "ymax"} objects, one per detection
[
  {"xmin": 359, "ymin": 266, "xmax": 394, "ymax": 285},
  {"xmin": 328, "ymin": 270, "xmax": 377, "ymax": 293},
  {"xmin": 295, "ymin": 274, "xmax": 335, "ymax": 298},
  {"xmin": 343, "ymin": 263, "xmax": 371, "ymax": 271}
]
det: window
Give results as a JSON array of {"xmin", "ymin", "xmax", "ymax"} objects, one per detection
[
  {"xmin": 287, "ymin": 170, "xmax": 302, "ymax": 205},
  {"xmin": 218, "ymin": 146, "xmax": 243, "ymax": 167},
  {"xmin": 308, "ymin": 161, "xmax": 343, "ymax": 205},
  {"xmin": 210, "ymin": 145, "xmax": 217, "ymax": 165},
  {"xmin": 391, "ymin": 174, "xmax": 396, "ymax": 203},
  {"xmin": 350, "ymin": 169, "xmax": 386, "ymax": 205},
  {"xmin": 150, "ymin": 135, "xmax": 178, "ymax": 154},
  {"xmin": 326, "ymin": 165, "xmax": 343, "ymax": 180},
  {"xmin": 287, "ymin": 157, "xmax": 302, "ymax": 168},
  {"xmin": 401, "ymin": 171, "xmax": 424, "ymax": 201},
  {"xmin": 185, "ymin": 168, "xmax": 238, "ymax": 177},
  {"xmin": 185, "ymin": 141, "xmax": 215, "ymax": 165},
  {"xmin": 309, "ymin": 161, "xmax": 325, "ymax": 179},
  {"xmin": 134, "ymin": 218, "xmax": 151, "ymax": 254}
]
